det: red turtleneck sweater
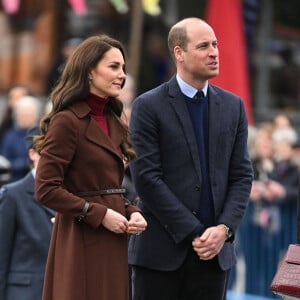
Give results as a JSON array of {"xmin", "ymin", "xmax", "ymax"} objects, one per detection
[{"xmin": 86, "ymin": 93, "xmax": 110, "ymax": 135}]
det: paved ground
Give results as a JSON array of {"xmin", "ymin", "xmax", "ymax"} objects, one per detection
[{"xmin": 227, "ymin": 290, "xmax": 275, "ymax": 300}]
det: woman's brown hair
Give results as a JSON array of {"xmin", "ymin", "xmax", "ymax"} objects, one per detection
[{"xmin": 34, "ymin": 34, "xmax": 136, "ymax": 162}]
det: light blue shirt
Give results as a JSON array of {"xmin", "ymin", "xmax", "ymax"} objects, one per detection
[{"xmin": 176, "ymin": 74, "xmax": 208, "ymax": 99}]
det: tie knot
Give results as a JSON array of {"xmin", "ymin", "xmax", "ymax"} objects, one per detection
[{"xmin": 194, "ymin": 91, "xmax": 204, "ymax": 100}]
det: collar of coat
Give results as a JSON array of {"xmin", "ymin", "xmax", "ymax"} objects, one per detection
[{"xmin": 68, "ymin": 100, "xmax": 125, "ymax": 164}]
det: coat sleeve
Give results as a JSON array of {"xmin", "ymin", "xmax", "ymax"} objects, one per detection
[{"xmin": 35, "ymin": 112, "xmax": 107, "ymax": 229}]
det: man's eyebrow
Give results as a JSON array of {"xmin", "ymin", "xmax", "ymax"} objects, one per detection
[
  {"xmin": 195, "ymin": 41, "xmax": 209, "ymax": 47},
  {"xmin": 195, "ymin": 40, "xmax": 218, "ymax": 47}
]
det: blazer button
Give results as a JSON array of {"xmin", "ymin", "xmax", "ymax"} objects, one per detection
[
  {"xmin": 195, "ymin": 185, "xmax": 201, "ymax": 191},
  {"xmin": 164, "ymin": 224, "xmax": 169, "ymax": 229},
  {"xmin": 192, "ymin": 211, "xmax": 197, "ymax": 215}
]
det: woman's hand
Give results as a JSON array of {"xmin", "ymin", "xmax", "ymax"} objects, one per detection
[
  {"xmin": 102, "ymin": 208, "xmax": 129, "ymax": 233},
  {"xmin": 126, "ymin": 212, "xmax": 147, "ymax": 235}
]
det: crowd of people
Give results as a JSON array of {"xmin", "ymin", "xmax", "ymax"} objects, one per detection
[
  {"xmin": 237, "ymin": 115, "xmax": 300, "ymax": 298},
  {"xmin": 0, "ymin": 16, "xmax": 299, "ymax": 300}
]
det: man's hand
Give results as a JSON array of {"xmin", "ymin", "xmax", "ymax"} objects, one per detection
[{"xmin": 192, "ymin": 225, "xmax": 227, "ymax": 260}]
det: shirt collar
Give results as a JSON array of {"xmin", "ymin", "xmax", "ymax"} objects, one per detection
[{"xmin": 176, "ymin": 74, "xmax": 208, "ymax": 98}]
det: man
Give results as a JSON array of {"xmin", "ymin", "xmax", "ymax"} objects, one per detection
[
  {"xmin": 128, "ymin": 17, "xmax": 253, "ymax": 300},
  {"xmin": 0, "ymin": 126, "xmax": 55, "ymax": 300}
]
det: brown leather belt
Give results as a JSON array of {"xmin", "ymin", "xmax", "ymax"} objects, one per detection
[{"xmin": 75, "ymin": 188, "xmax": 127, "ymax": 197}]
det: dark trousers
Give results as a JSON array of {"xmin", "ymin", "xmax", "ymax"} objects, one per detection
[{"xmin": 131, "ymin": 247, "xmax": 229, "ymax": 300}]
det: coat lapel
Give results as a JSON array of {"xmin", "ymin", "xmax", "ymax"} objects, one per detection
[
  {"xmin": 85, "ymin": 117, "xmax": 123, "ymax": 160},
  {"xmin": 167, "ymin": 77, "xmax": 202, "ymax": 182},
  {"xmin": 70, "ymin": 101, "xmax": 124, "ymax": 163}
]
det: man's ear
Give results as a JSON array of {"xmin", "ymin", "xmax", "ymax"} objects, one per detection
[{"xmin": 174, "ymin": 46, "xmax": 184, "ymax": 63}]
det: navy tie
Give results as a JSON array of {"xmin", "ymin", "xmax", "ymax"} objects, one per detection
[{"xmin": 194, "ymin": 90, "xmax": 205, "ymax": 100}]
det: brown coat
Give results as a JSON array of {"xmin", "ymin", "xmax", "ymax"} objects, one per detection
[{"xmin": 35, "ymin": 101, "xmax": 140, "ymax": 300}]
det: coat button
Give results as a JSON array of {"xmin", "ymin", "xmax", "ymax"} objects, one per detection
[
  {"xmin": 195, "ymin": 185, "xmax": 201, "ymax": 191},
  {"xmin": 192, "ymin": 211, "xmax": 197, "ymax": 215}
]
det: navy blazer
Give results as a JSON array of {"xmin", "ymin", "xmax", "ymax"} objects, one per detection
[
  {"xmin": 0, "ymin": 172, "xmax": 54, "ymax": 300},
  {"xmin": 128, "ymin": 76, "xmax": 253, "ymax": 271}
]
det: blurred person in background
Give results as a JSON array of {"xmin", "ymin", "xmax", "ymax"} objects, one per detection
[
  {"xmin": 119, "ymin": 74, "xmax": 135, "ymax": 126},
  {"xmin": 239, "ymin": 122, "xmax": 275, "ymax": 297},
  {"xmin": 239, "ymin": 123, "xmax": 299, "ymax": 297},
  {"xmin": 0, "ymin": 126, "xmax": 54, "ymax": 300},
  {"xmin": 46, "ymin": 37, "xmax": 83, "ymax": 94},
  {"xmin": 271, "ymin": 127, "xmax": 299, "ymax": 201},
  {"xmin": 249, "ymin": 122, "xmax": 275, "ymax": 201},
  {"xmin": 118, "ymin": 74, "xmax": 138, "ymax": 204},
  {"xmin": 0, "ymin": 155, "xmax": 11, "ymax": 186},
  {"xmin": 0, "ymin": 95, "xmax": 41, "ymax": 182},
  {"xmin": 272, "ymin": 113, "xmax": 300, "ymax": 167},
  {"xmin": 0, "ymin": 84, "xmax": 31, "ymax": 146},
  {"xmin": 272, "ymin": 113, "xmax": 292, "ymax": 130}
]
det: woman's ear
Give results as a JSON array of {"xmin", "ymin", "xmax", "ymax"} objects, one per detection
[{"xmin": 88, "ymin": 68, "xmax": 93, "ymax": 81}]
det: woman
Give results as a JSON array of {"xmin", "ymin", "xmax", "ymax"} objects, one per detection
[{"xmin": 34, "ymin": 34, "xmax": 147, "ymax": 300}]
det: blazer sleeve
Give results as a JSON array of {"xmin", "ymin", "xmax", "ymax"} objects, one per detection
[
  {"xmin": 0, "ymin": 186, "xmax": 16, "ymax": 298},
  {"xmin": 215, "ymin": 97, "xmax": 253, "ymax": 234}
]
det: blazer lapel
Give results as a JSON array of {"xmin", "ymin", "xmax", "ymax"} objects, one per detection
[
  {"xmin": 23, "ymin": 172, "xmax": 35, "ymax": 197},
  {"xmin": 208, "ymin": 84, "xmax": 221, "ymax": 177},
  {"xmin": 167, "ymin": 77, "xmax": 202, "ymax": 182}
]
